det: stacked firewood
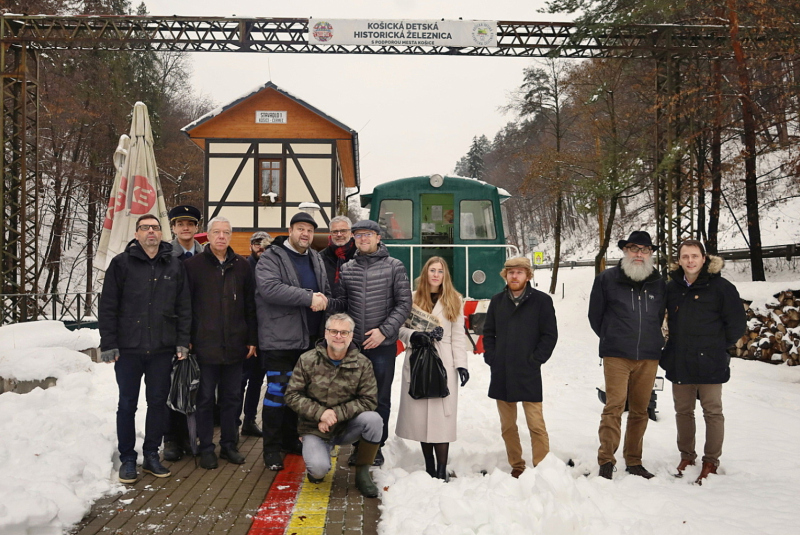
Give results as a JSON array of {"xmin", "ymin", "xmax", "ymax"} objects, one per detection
[{"xmin": 731, "ymin": 290, "xmax": 800, "ymax": 365}]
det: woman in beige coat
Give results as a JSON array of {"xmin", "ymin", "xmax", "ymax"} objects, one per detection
[{"xmin": 397, "ymin": 256, "xmax": 469, "ymax": 481}]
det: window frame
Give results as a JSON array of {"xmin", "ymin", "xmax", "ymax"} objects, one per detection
[
  {"xmin": 459, "ymin": 199, "xmax": 497, "ymax": 240},
  {"xmin": 258, "ymin": 158, "xmax": 283, "ymax": 203}
]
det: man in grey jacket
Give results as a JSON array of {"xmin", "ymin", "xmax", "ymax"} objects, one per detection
[
  {"xmin": 334, "ymin": 219, "xmax": 412, "ymax": 465},
  {"xmin": 255, "ymin": 212, "xmax": 332, "ymax": 471}
]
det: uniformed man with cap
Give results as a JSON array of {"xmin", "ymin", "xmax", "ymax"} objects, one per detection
[
  {"xmin": 163, "ymin": 204, "xmax": 204, "ymax": 462},
  {"xmin": 169, "ymin": 205, "xmax": 204, "ymax": 260},
  {"xmin": 254, "ymin": 212, "xmax": 335, "ymax": 470}
]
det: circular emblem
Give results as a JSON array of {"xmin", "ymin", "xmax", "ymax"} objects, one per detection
[
  {"xmin": 471, "ymin": 22, "xmax": 495, "ymax": 47},
  {"xmin": 313, "ymin": 21, "xmax": 334, "ymax": 43}
]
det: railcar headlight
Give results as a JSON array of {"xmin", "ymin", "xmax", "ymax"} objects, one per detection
[{"xmin": 472, "ymin": 270, "xmax": 486, "ymax": 284}]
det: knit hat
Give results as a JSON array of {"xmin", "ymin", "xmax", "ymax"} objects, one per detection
[{"xmin": 289, "ymin": 212, "xmax": 318, "ymax": 229}]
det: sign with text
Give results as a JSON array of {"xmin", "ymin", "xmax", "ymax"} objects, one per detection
[
  {"xmin": 533, "ymin": 251, "xmax": 544, "ymax": 265},
  {"xmin": 308, "ymin": 19, "xmax": 497, "ymax": 48},
  {"xmin": 255, "ymin": 111, "xmax": 287, "ymax": 124}
]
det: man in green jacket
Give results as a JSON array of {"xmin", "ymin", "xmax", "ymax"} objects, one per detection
[{"xmin": 285, "ymin": 313, "xmax": 382, "ymax": 498}]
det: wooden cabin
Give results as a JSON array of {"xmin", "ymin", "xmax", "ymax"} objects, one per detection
[{"xmin": 182, "ymin": 81, "xmax": 359, "ymax": 253}]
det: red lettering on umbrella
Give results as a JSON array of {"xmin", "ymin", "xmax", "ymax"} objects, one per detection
[{"xmin": 130, "ymin": 174, "xmax": 156, "ymax": 214}]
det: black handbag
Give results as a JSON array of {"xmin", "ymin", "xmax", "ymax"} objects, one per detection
[
  {"xmin": 408, "ymin": 343, "xmax": 450, "ymax": 400},
  {"xmin": 167, "ymin": 354, "xmax": 200, "ymax": 415}
]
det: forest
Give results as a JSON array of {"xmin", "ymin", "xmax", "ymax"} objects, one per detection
[{"xmin": 455, "ymin": 0, "xmax": 800, "ymax": 289}]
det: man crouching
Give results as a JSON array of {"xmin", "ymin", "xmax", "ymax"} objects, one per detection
[{"xmin": 285, "ymin": 313, "xmax": 382, "ymax": 498}]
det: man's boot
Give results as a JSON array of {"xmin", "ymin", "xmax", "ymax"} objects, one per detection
[
  {"xmin": 675, "ymin": 459, "xmax": 695, "ymax": 478},
  {"xmin": 163, "ymin": 441, "xmax": 183, "ymax": 462},
  {"xmin": 354, "ymin": 440, "xmax": 380, "ymax": 498},
  {"xmin": 241, "ymin": 419, "xmax": 263, "ymax": 437},
  {"xmin": 695, "ymin": 461, "xmax": 717, "ymax": 485}
]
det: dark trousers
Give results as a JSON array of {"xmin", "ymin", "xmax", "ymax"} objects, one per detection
[
  {"xmin": 239, "ymin": 351, "xmax": 265, "ymax": 425},
  {"xmin": 262, "ymin": 347, "xmax": 308, "ymax": 454},
  {"xmin": 196, "ymin": 361, "xmax": 244, "ymax": 452},
  {"xmin": 362, "ymin": 343, "xmax": 398, "ymax": 446},
  {"xmin": 115, "ymin": 351, "xmax": 172, "ymax": 463},
  {"xmin": 164, "ymin": 408, "xmax": 189, "ymax": 446}
]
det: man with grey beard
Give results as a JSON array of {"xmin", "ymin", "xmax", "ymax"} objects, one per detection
[{"xmin": 588, "ymin": 231, "xmax": 666, "ymax": 480}]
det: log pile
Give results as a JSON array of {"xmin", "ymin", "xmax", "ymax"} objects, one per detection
[{"xmin": 731, "ymin": 290, "xmax": 800, "ymax": 365}]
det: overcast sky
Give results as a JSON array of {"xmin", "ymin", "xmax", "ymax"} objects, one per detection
[{"xmin": 145, "ymin": 1, "xmax": 573, "ymax": 193}]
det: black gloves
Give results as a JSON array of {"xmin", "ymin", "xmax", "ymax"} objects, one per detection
[
  {"xmin": 429, "ymin": 326, "xmax": 444, "ymax": 342},
  {"xmin": 410, "ymin": 331, "xmax": 432, "ymax": 348},
  {"xmin": 457, "ymin": 367, "xmax": 469, "ymax": 386}
]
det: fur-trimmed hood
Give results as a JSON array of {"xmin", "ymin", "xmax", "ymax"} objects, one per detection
[{"xmin": 669, "ymin": 254, "xmax": 724, "ymax": 274}]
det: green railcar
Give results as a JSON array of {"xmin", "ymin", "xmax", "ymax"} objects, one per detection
[{"xmin": 360, "ymin": 174, "xmax": 516, "ymax": 301}]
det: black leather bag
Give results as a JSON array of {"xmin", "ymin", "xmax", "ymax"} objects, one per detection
[{"xmin": 408, "ymin": 344, "xmax": 449, "ymax": 400}]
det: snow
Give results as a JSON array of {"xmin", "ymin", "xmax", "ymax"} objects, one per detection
[{"xmin": 1, "ymin": 270, "xmax": 799, "ymax": 533}]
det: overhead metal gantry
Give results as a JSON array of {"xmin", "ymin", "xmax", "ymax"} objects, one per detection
[{"xmin": 1, "ymin": 15, "xmax": 790, "ymax": 320}]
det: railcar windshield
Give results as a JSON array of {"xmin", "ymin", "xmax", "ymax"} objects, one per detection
[
  {"xmin": 378, "ymin": 199, "xmax": 413, "ymax": 239},
  {"xmin": 459, "ymin": 200, "xmax": 496, "ymax": 240}
]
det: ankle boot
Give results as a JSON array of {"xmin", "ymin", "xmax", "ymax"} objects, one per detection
[
  {"xmin": 436, "ymin": 463, "xmax": 450, "ymax": 482},
  {"xmin": 354, "ymin": 440, "xmax": 380, "ymax": 498},
  {"xmin": 675, "ymin": 459, "xmax": 695, "ymax": 477},
  {"xmin": 695, "ymin": 461, "xmax": 717, "ymax": 485}
]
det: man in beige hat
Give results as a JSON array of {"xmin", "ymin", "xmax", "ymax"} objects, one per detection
[{"xmin": 482, "ymin": 256, "xmax": 558, "ymax": 478}]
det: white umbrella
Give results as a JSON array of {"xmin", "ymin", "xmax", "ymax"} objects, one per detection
[{"xmin": 95, "ymin": 102, "xmax": 172, "ymax": 270}]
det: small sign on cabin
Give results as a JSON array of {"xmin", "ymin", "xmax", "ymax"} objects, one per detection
[{"xmin": 255, "ymin": 111, "xmax": 287, "ymax": 124}]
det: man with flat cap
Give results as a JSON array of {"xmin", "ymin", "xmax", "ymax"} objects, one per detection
[
  {"xmin": 255, "ymin": 212, "xmax": 333, "ymax": 470},
  {"xmin": 334, "ymin": 219, "xmax": 412, "ymax": 465},
  {"xmin": 163, "ymin": 204, "xmax": 205, "ymax": 462},
  {"xmin": 589, "ymin": 231, "xmax": 666, "ymax": 480},
  {"xmin": 483, "ymin": 256, "xmax": 558, "ymax": 478},
  {"xmin": 238, "ymin": 231, "xmax": 273, "ymax": 438},
  {"xmin": 169, "ymin": 205, "xmax": 204, "ymax": 261}
]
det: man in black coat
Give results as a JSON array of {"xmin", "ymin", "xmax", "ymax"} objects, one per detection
[
  {"xmin": 662, "ymin": 240, "xmax": 746, "ymax": 484},
  {"xmin": 588, "ymin": 230, "xmax": 666, "ymax": 480},
  {"xmin": 184, "ymin": 216, "xmax": 258, "ymax": 469},
  {"xmin": 483, "ymin": 256, "xmax": 558, "ymax": 478},
  {"xmin": 99, "ymin": 213, "xmax": 191, "ymax": 484},
  {"xmin": 319, "ymin": 215, "xmax": 356, "ymax": 294}
]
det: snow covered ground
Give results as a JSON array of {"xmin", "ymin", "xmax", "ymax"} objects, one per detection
[{"xmin": 1, "ymin": 267, "xmax": 799, "ymax": 534}]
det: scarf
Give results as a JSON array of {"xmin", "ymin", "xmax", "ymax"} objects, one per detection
[{"xmin": 327, "ymin": 237, "xmax": 356, "ymax": 283}]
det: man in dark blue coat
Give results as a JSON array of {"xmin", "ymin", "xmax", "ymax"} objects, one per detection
[
  {"xmin": 483, "ymin": 256, "xmax": 558, "ymax": 478},
  {"xmin": 99, "ymin": 214, "xmax": 191, "ymax": 484},
  {"xmin": 588, "ymin": 230, "xmax": 666, "ymax": 480},
  {"xmin": 184, "ymin": 216, "xmax": 258, "ymax": 469},
  {"xmin": 662, "ymin": 240, "xmax": 746, "ymax": 484}
]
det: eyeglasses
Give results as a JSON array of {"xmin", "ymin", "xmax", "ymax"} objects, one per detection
[
  {"xmin": 137, "ymin": 224, "xmax": 161, "ymax": 231},
  {"xmin": 626, "ymin": 245, "xmax": 652, "ymax": 254},
  {"xmin": 326, "ymin": 328, "xmax": 352, "ymax": 337},
  {"xmin": 354, "ymin": 232, "xmax": 376, "ymax": 239},
  {"xmin": 331, "ymin": 229, "xmax": 351, "ymax": 235}
]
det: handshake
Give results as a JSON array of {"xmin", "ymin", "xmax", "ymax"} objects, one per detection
[{"xmin": 310, "ymin": 292, "xmax": 328, "ymax": 312}]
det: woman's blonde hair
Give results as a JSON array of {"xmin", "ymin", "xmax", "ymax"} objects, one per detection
[{"xmin": 413, "ymin": 256, "xmax": 462, "ymax": 323}]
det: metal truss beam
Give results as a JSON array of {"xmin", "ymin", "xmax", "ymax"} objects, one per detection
[{"xmin": 0, "ymin": 16, "xmax": 790, "ymax": 58}]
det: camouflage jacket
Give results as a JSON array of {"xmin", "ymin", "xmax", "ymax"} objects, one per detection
[{"xmin": 285, "ymin": 340, "xmax": 378, "ymax": 440}]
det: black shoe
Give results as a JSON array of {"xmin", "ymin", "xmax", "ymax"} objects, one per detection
[
  {"xmin": 241, "ymin": 419, "xmax": 263, "ymax": 437},
  {"xmin": 142, "ymin": 453, "xmax": 171, "ymax": 478},
  {"xmin": 372, "ymin": 447, "xmax": 384, "ymax": 467},
  {"xmin": 199, "ymin": 450, "xmax": 218, "ymax": 469},
  {"xmin": 264, "ymin": 451, "xmax": 284, "ymax": 471},
  {"xmin": 347, "ymin": 445, "xmax": 359, "ymax": 466},
  {"xmin": 221, "ymin": 447, "xmax": 246, "ymax": 465},
  {"xmin": 436, "ymin": 464, "xmax": 450, "ymax": 482},
  {"xmin": 163, "ymin": 441, "xmax": 183, "ymax": 462},
  {"xmin": 625, "ymin": 465, "xmax": 655, "ymax": 479},
  {"xmin": 307, "ymin": 472, "xmax": 324, "ymax": 484},
  {"xmin": 599, "ymin": 462, "xmax": 614, "ymax": 480},
  {"xmin": 119, "ymin": 460, "xmax": 138, "ymax": 484}
]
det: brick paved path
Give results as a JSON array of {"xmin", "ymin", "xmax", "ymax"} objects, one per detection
[{"xmin": 70, "ymin": 434, "xmax": 379, "ymax": 535}]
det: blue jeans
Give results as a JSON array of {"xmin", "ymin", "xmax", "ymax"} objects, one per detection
[
  {"xmin": 362, "ymin": 344, "xmax": 397, "ymax": 445},
  {"xmin": 115, "ymin": 352, "xmax": 172, "ymax": 463},
  {"xmin": 196, "ymin": 361, "xmax": 244, "ymax": 452},
  {"xmin": 302, "ymin": 411, "xmax": 382, "ymax": 480}
]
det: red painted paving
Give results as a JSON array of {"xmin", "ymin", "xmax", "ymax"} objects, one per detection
[{"xmin": 248, "ymin": 453, "xmax": 306, "ymax": 535}]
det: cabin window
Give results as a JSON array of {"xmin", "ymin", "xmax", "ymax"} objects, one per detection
[
  {"xmin": 378, "ymin": 199, "xmax": 412, "ymax": 239},
  {"xmin": 259, "ymin": 159, "xmax": 282, "ymax": 202},
  {"xmin": 460, "ymin": 200, "xmax": 496, "ymax": 240}
]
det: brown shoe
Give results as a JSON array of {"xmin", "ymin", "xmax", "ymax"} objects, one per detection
[
  {"xmin": 695, "ymin": 461, "xmax": 717, "ymax": 485},
  {"xmin": 511, "ymin": 467, "xmax": 525, "ymax": 479},
  {"xmin": 675, "ymin": 459, "xmax": 695, "ymax": 477}
]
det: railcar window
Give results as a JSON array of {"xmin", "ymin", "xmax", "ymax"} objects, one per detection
[
  {"xmin": 460, "ymin": 200, "xmax": 496, "ymax": 240},
  {"xmin": 378, "ymin": 200, "xmax": 413, "ymax": 239}
]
